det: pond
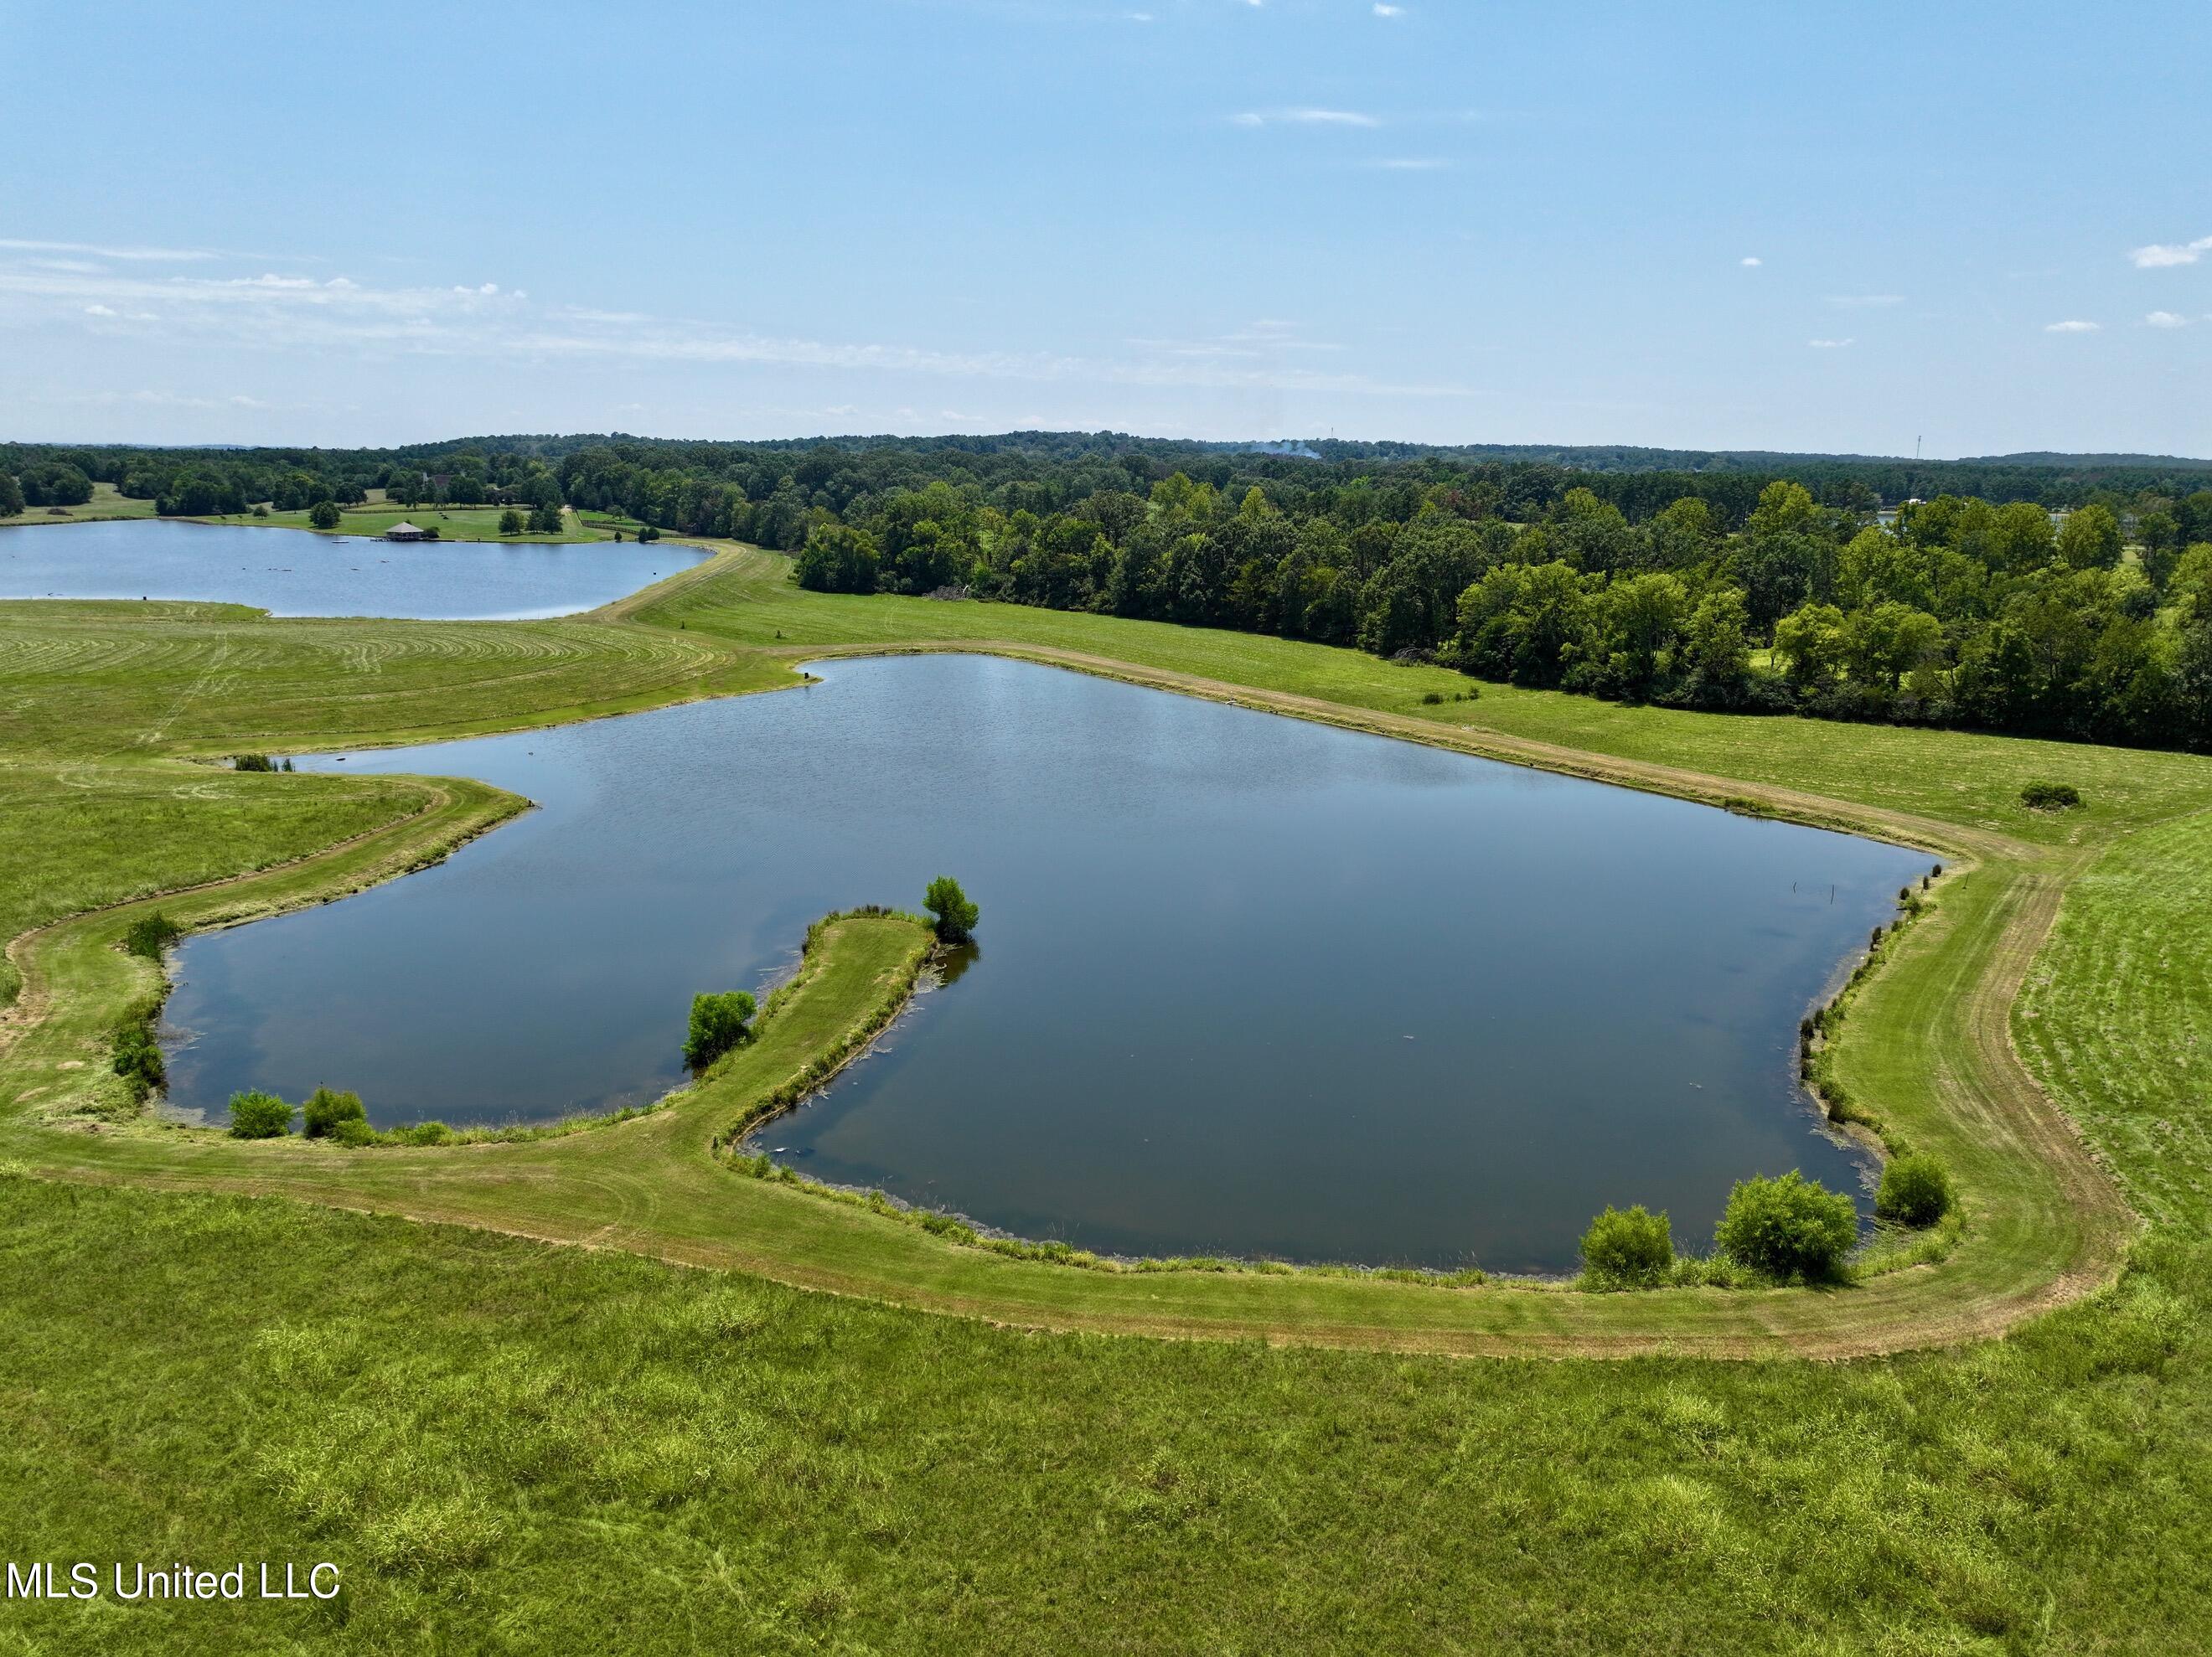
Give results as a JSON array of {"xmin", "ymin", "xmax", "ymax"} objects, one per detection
[
  {"xmin": 158, "ymin": 654, "xmax": 1929, "ymax": 1273},
  {"xmin": 0, "ymin": 518, "xmax": 701, "ymax": 619}
]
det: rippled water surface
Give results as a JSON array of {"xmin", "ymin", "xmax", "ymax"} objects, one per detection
[
  {"xmin": 161, "ymin": 654, "xmax": 1927, "ymax": 1271},
  {"xmin": 0, "ymin": 518, "xmax": 700, "ymax": 618}
]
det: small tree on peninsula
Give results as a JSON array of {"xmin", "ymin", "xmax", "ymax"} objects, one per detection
[
  {"xmin": 923, "ymin": 876, "xmax": 979, "ymax": 945},
  {"xmin": 685, "ymin": 990, "xmax": 757, "ymax": 1071}
]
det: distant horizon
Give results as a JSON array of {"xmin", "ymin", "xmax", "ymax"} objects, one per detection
[{"xmin": 8, "ymin": 429, "xmax": 2212, "ymax": 471}]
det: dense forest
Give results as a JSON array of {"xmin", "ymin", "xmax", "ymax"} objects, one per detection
[{"xmin": 6, "ymin": 432, "xmax": 2211, "ymax": 751}]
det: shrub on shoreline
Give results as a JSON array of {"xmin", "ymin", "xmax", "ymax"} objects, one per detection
[
  {"xmin": 111, "ymin": 1014, "xmax": 165, "ymax": 1102},
  {"xmin": 123, "ymin": 911, "xmax": 183, "ymax": 960},
  {"xmin": 1714, "ymin": 1172, "xmax": 1858, "ymax": 1282},
  {"xmin": 302, "ymin": 1087, "xmax": 368, "ymax": 1139},
  {"xmin": 228, "ymin": 1091, "xmax": 294, "ymax": 1139},
  {"xmin": 1579, "ymin": 1205, "xmax": 1674, "ymax": 1288},
  {"xmin": 1876, "ymin": 1151, "xmax": 1956, "ymax": 1227}
]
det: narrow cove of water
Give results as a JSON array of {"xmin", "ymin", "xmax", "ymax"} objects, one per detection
[
  {"xmin": 0, "ymin": 518, "xmax": 701, "ymax": 618},
  {"xmin": 158, "ymin": 653, "xmax": 1929, "ymax": 1273}
]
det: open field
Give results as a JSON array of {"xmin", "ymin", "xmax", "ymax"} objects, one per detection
[
  {"xmin": 3, "ymin": 1169, "xmax": 2206, "ymax": 1652},
  {"xmin": 3, "ymin": 536, "xmax": 2212, "ymax": 1644},
  {"xmin": 0, "ymin": 598, "xmax": 788, "ymax": 763},
  {"xmin": 0, "ymin": 479, "xmax": 158, "ymax": 528}
]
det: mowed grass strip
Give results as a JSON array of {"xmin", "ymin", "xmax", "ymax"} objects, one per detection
[
  {"xmin": 0, "ymin": 599, "xmax": 793, "ymax": 757},
  {"xmin": 2017, "ymin": 810, "xmax": 2212, "ymax": 1231}
]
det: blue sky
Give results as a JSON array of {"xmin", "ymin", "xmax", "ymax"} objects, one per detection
[{"xmin": 3, "ymin": 0, "xmax": 2206, "ymax": 455}]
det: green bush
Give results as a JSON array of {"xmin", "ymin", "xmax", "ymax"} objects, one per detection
[
  {"xmin": 396, "ymin": 1121, "xmax": 452, "ymax": 1146},
  {"xmin": 308, "ymin": 499, "xmax": 343, "ymax": 530},
  {"xmin": 1713, "ymin": 1171, "xmax": 1858, "ymax": 1281},
  {"xmin": 2019, "ymin": 780, "xmax": 2082, "ymax": 811},
  {"xmin": 232, "ymin": 753, "xmax": 276, "ymax": 772},
  {"xmin": 228, "ymin": 1091, "xmax": 294, "ymax": 1139},
  {"xmin": 1875, "ymin": 1151, "xmax": 1956, "ymax": 1227},
  {"xmin": 923, "ymin": 875, "xmax": 979, "ymax": 944},
  {"xmin": 498, "ymin": 508, "xmax": 525, "ymax": 535},
  {"xmin": 122, "ymin": 911, "xmax": 183, "ymax": 960},
  {"xmin": 684, "ymin": 990, "xmax": 758, "ymax": 1071},
  {"xmin": 111, "ymin": 1018, "xmax": 165, "ymax": 1101},
  {"xmin": 330, "ymin": 1118, "xmax": 382, "ymax": 1147},
  {"xmin": 1579, "ymin": 1205, "xmax": 1674, "ymax": 1288},
  {"xmin": 301, "ymin": 1087, "xmax": 368, "ymax": 1139}
]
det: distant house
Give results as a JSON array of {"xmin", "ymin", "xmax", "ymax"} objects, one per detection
[{"xmin": 384, "ymin": 521, "xmax": 431, "ymax": 541}]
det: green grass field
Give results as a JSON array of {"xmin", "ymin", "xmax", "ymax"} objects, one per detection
[
  {"xmin": 3, "ymin": 535, "xmax": 2211, "ymax": 1645},
  {"xmin": 0, "ymin": 479, "xmax": 158, "ymax": 528}
]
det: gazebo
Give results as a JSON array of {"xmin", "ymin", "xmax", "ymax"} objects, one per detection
[{"xmin": 383, "ymin": 521, "xmax": 430, "ymax": 541}]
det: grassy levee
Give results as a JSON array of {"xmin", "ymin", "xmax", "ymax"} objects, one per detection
[{"xmin": 0, "ymin": 548, "xmax": 2199, "ymax": 1360}]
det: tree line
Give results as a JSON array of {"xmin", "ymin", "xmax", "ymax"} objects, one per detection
[{"xmin": 791, "ymin": 473, "xmax": 2212, "ymax": 751}]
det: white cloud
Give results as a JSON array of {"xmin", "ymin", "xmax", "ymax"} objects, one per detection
[
  {"xmin": 1233, "ymin": 107, "xmax": 1380, "ymax": 128},
  {"xmin": 2146, "ymin": 310, "xmax": 2190, "ymax": 328},
  {"xmin": 0, "ymin": 236, "xmax": 222, "ymax": 262},
  {"xmin": 1374, "ymin": 3, "xmax": 1404, "ymax": 14},
  {"xmin": 0, "ymin": 250, "xmax": 1468, "ymax": 402},
  {"xmin": 1808, "ymin": 338, "xmax": 1853, "ymax": 349},
  {"xmin": 1740, "ymin": 256, "xmax": 1761, "ymax": 267},
  {"xmin": 2127, "ymin": 235, "xmax": 2212, "ymax": 269},
  {"xmin": 2044, "ymin": 319, "xmax": 2101, "ymax": 333},
  {"xmin": 82, "ymin": 303, "xmax": 116, "ymax": 317}
]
